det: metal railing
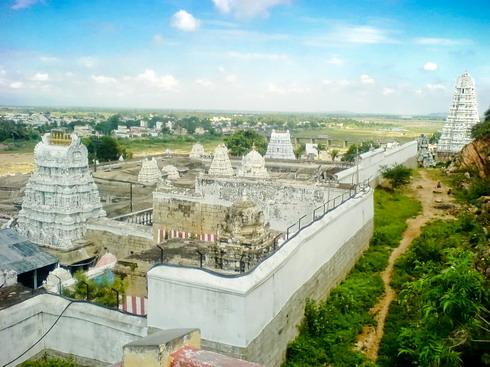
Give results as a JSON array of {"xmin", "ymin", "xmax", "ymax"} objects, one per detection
[{"xmin": 112, "ymin": 208, "xmax": 153, "ymax": 225}]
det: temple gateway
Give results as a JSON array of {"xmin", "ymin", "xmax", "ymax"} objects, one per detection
[{"xmin": 17, "ymin": 132, "xmax": 106, "ymax": 250}]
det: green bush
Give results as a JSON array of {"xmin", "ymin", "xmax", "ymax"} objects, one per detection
[{"xmin": 21, "ymin": 356, "xmax": 77, "ymax": 367}]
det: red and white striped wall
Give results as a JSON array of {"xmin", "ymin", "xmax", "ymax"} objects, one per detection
[
  {"xmin": 119, "ymin": 295, "xmax": 147, "ymax": 316},
  {"xmin": 157, "ymin": 228, "xmax": 216, "ymax": 243}
]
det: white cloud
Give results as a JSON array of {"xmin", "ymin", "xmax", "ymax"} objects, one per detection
[
  {"xmin": 9, "ymin": 81, "xmax": 24, "ymax": 89},
  {"xmin": 414, "ymin": 37, "xmax": 467, "ymax": 46},
  {"xmin": 39, "ymin": 56, "xmax": 59, "ymax": 63},
  {"xmin": 326, "ymin": 56, "xmax": 343, "ymax": 66},
  {"xmin": 195, "ymin": 79, "xmax": 213, "ymax": 88},
  {"xmin": 171, "ymin": 10, "xmax": 200, "ymax": 32},
  {"xmin": 426, "ymin": 83, "xmax": 446, "ymax": 91},
  {"xmin": 423, "ymin": 62, "xmax": 438, "ymax": 71},
  {"xmin": 267, "ymin": 82, "xmax": 309, "ymax": 94},
  {"xmin": 226, "ymin": 51, "xmax": 288, "ymax": 61},
  {"xmin": 212, "ymin": 0, "xmax": 290, "ymax": 18},
  {"xmin": 91, "ymin": 75, "xmax": 117, "ymax": 84},
  {"xmin": 360, "ymin": 74, "xmax": 375, "ymax": 85},
  {"xmin": 133, "ymin": 69, "xmax": 179, "ymax": 90},
  {"xmin": 152, "ymin": 34, "xmax": 164, "ymax": 45},
  {"xmin": 78, "ymin": 57, "xmax": 97, "ymax": 68},
  {"xmin": 330, "ymin": 25, "xmax": 396, "ymax": 45},
  {"xmin": 11, "ymin": 0, "xmax": 42, "ymax": 10},
  {"xmin": 383, "ymin": 87, "xmax": 395, "ymax": 96},
  {"xmin": 30, "ymin": 73, "xmax": 49, "ymax": 81},
  {"xmin": 225, "ymin": 74, "xmax": 238, "ymax": 83}
]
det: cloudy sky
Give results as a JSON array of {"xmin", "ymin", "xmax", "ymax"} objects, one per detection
[{"xmin": 1, "ymin": 0, "xmax": 489, "ymax": 115}]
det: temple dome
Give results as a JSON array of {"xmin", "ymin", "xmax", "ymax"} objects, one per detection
[
  {"xmin": 162, "ymin": 165, "xmax": 180, "ymax": 180},
  {"xmin": 238, "ymin": 147, "xmax": 269, "ymax": 178},
  {"xmin": 208, "ymin": 144, "xmax": 234, "ymax": 176}
]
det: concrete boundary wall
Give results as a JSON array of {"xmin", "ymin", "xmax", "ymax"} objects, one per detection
[
  {"xmin": 335, "ymin": 140, "xmax": 418, "ymax": 184},
  {"xmin": 147, "ymin": 188, "xmax": 373, "ymax": 366},
  {"xmin": 0, "ymin": 294, "xmax": 148, "ymax": 366}
]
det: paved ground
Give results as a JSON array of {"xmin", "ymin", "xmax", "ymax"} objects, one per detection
[{"xmin": 356, "ymin": 169, "xmax": 456, "ymax": 360}]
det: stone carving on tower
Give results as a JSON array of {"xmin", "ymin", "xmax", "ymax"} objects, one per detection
[
  {"xmin": 189, "ymin": 143, "xmax": 205, "ymax": 159},
  {"xmin": 17, "ymin": 132, "xmax": 106, "ymax": 250},
  {"xmin": 162, "ymin": 165, "xmax": 180, "ymax": 180},
  {"xmin": 437, "ymin": 72, "xmax": 480, "ymax": 156},
  {"xmin": 237, "ymin": 147, "xmax": 269, "ymax": 178},
  {"xmin": 265, "ymin": 130, "xmax": 296, "ymax": 160},
  {"xmin": 417, "ymin": 134, "xmax": 435, "ymax": 167},
  {"xmin": 138, "ymin": 158, "xmax": 161, "ymax": 185},
  {"xmin": 208, "ymin": 144, "xmax": 234, "ymax": 176}
]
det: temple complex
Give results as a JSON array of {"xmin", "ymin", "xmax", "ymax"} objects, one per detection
[
  {"xmin": 208, "ymin": 144, "xmax": 234, "ymax": 176},
  {"xmin": 137, "ymin": 158, "xmax": 161, "ymax": 184},
  {"xmin": 162, "ymin": 165, "xmax": 180, "ymax": 180},
  {"xmin": 17, "ymin": 132, "xmax": 106, "ymax": 250},
  {"xmin": 237, "ymin": 147, "xmax": 269, "ymax": 178},
  {"xmin": 189, "ymin": 143, "xmax": 205, "ymax": 159},
  {"xmin": 437, "ymin": 72, "xmax": 480, "ymax": 157},
  {"xmin": 265, "ymin": 130, "xmax": 296, "ymax": 160}
]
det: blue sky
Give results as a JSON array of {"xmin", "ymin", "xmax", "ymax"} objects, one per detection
[{"xmin": 0, "ymin": 0, "xmax": 489, "ymax": 114}]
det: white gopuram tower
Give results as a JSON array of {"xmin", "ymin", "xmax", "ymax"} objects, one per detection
[
  {"xmin": 17, "ymin": 132, "xmax": 106, "ymax": 250},
  {"xmin": 238, "ymin": 147, "xmax": 269, "ymax": 179},
  {"xmin": 437, "ymin": 72, "xmax": 480, "ymax": 156},
  {"xmin": 265, "ymin": 130, "xmax": 296, "ymax": 160},
  {"xmin": 208, "ymin": 144, "xmax": 234, "ymax": 176}
]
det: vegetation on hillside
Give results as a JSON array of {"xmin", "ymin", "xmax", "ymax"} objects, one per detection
[
  {"xmin": 378, "ymin": 214, "xmax": 489, "ymax": 367},
  {"xmin": 382, "ymin": 164, "xmax": 413, "ymax": 189},
  {"xmin": 21, "ymin": 356, "xmax": 78, "ymax": 367},
  {"xmin": 471, "ymin": 107, "xmax": 490, "ymax": 140},
  {"xmin": 284, "ymin": 189, "xmax": 421, "ymax": 367}
]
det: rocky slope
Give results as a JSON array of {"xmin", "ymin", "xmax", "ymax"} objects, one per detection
[{"xmin": 453, "ymin": 135, "xmax": 490, "ymax": 178}]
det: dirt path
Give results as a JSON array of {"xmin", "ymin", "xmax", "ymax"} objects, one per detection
[{"xmin": 355, "ymin": 170, "xmax": 456, "ymax": 360}]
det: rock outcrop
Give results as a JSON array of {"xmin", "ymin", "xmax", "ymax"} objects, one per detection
[{"xmin": 454, "ymin": 135, "xmax": 490, "ymax": 178}]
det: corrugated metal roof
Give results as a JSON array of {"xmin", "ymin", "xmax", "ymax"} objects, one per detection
[{"xmin": 0, "ymin": 229, "xmax": 58, "ymax": 274}]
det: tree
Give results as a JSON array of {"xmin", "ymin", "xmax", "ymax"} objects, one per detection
[
  {"xmin": 330, "ymin": 149, "xmax": 340, "ymax": 161},
  {"xmin": 63, "ymin": 271, "xmax": 126, "ymax": 308},
  {"xmin": 83, "ymin": 136, "xmax": 126, "ymax": 162},
  {"xmin": 224, "ymin": 130, "xmax": 267, "ymax": 156},
  {"xmin": 341, "ymin": 141, "xmax": 380, "ymax": 162},
  {"xmin": 382, "ymin": 164, "xmax": 412, "ymax": 189},
  {"xmin": 429, "ymin": 131, "xmax": 442, "ymax": 144},
  {"xmin": 294, "ymin": 143, "xmax": 305, "ymax": 159},
  {"xmin": 94, "ymin": 114, "xmax": 120, "ymax": 135},
  {"xmin": 471, "ymin": 107, "xmax": 490, "ymax": 139}
]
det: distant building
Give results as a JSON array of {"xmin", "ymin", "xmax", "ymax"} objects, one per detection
[
  {"xmin": 74, "ymin": 125, "xmax": 94, "ymax": 137},
  {"xmin": 0, "ymin": 228, "xmax": 58, "ymax": 288},
  {"xmin": 114, "ymin": 125, "xmax": 130, "ymax": 138},
  {"xmin": 437, "ymin": 72, "xmax": 480, "ymax": 157}
]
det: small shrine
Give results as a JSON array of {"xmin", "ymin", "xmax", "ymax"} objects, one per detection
[
  {"xmin": 189, "ymin": 143, "xmax": 205, "ymax": 159},
  {"xmin": 162, "ymin": 165, "xmax": 180, "ymax": 180},
  {"xmin": 237, "ymin": 147, "xmax": 269, "ymax": 178},
  {"xmin": 417, "ymin": 134, "xmax": 435, "ymax": 167}
]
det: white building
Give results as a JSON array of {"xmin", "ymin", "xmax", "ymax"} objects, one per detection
[
  {"xmin": 437, "ymin": 72, "xmax": 480, "ymax": 155},
  {"xmin": 265, "ymin": 130, "xmax": 296, "ymax": 160}
]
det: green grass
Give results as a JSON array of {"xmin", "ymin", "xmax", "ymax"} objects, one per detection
[
  {"xmin": 284, "ymin": 189, "xmax": 421, "ymax": 367},
  {"xmin": 118, "ymin": 135, "xmax": 223, "ymax": 155},
  {"xmin": 0, "ymin": 139, "xmax": 39, "ymax": 154}
]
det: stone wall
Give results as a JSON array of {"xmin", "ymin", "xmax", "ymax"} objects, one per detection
[
  {"xmin": 196, "ymin": 176, "xmax": 346, "ymax": 231},
  {"xmin": 335, "ymin": 140, "xmax": 418, "ymax": 185},
  {"xmin": 0, "ymin": 294, "xmax": 148, "ymax": 367},
  {"xmin": 85, "ymin": 218, "xmax": 153, "ymax": 259},
  {"xmin": 147, "ymin": 188, "xmax": 373, "ymax": 366},
  {"xmin": 152, "ymin": 194, "xmax": 229, "ymax": 242}
]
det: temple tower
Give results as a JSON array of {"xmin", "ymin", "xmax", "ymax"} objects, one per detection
[
  {"xmin": 208, "ymin": 144, "xmax": 234, "ymax": 176},
  {"xmin": 17, "ymin": 132, "xmax": 106, "ymax": 250},
  {"xmin": 265, "ymin": 130, "xmax": 296, "ymax": 160},
  {"xmin": 437, "ymin": 72, "xmax": 480, "ymax": 156},
  {"xmin": 138, "ymin": 158, "xmax": 161, "ymax": 184},
  {"xmin": 238, "ymin": 147, "xmax": 269, "ymax": 178}
]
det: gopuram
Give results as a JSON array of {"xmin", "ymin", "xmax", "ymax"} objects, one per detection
[
  {"xmin": 265, "ymin": 130, "xmax": 296, "ymax": 160},
  {"xmin": 17, "ymin": 131, "xmax": 106, "ymax": 250},
  {"xmin": 437, "ymin": 72, "xmax": 480, "ymax": 159},
  {"xmin": 208, "ymin": 144, "xmax": 234, "ymax": 176},
  {"xmin": 162, "ymin": 165, "xmax": 180, "ymax": 180},
  {"xmin": 138, "ymin": 158, "xmax": 161, "ymax": 184}
]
